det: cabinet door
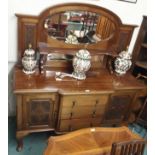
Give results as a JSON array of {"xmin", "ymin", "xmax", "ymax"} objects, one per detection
[
  {"xmin": 23, "ymin": 93, "xmax": 57, "ymax": 129},
  {"xmin": 103, "ymin": 93, "xmax": 135, "ymax": 125}
]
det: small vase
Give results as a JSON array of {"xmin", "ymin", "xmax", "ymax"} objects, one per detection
[
  {"xmin": 114, "ymin": 48, "xmax": 132, "ymax": 76},
  {"xmin": 72, "ymin": 49, "xmax": 91, "ymax": 80},
  {"xmin": 22, "ymin": 44, "xmax": 37, "ymax": 74}
]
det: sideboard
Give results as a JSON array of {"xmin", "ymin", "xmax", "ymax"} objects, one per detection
[
  {"xmin": 13, "ymin": 3, "xmax": 146, "ymax": 151},
  {"xmin": 14, "ymin": 66, "xmax": 146, "ymax": 151}
]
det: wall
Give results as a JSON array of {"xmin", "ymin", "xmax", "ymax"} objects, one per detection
[{"xmin": 8, "ymin": 0, "xmax": 147, "ymax": 116}]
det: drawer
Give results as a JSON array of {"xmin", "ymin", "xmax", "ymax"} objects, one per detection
[
  {"xmin": 61, "ymin": 105, "xmax": 106, "ymax": 119},
  {"xmin": 61, "ymin": 95, "xmax": 108, "ymax": 108},
  {"xmin": 58, "ymin": 118, "xmax": 102, "ymax": 132}
]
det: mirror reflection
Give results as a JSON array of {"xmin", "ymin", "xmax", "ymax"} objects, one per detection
[{"xmin": 44, "ymin": 11, "xmax": 116, "ymax": 44}]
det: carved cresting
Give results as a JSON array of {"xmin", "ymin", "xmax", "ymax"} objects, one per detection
[{"xmin": 105, "ymin": 95, "xmax": 132, "ymax": 121}]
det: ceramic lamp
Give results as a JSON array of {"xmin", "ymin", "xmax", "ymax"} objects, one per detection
[
  {"xmin": 22, "ymin": 44, "xmax": 37, "ymax": 74},
  {"xmin": 72, "ymin": 49, "xmax": 91, "ymax": 80},
  {"xmin": 114, "ymin": 47, "xmax": 132, "ymax": 75}
]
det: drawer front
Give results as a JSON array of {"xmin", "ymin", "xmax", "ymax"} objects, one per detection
[
  {"xmin": 61, "ymin": 95, "xmax": 108, "ymax": 108},
  {"xmin": 58, "ymin": 118, "xmax": 102, "ymax": 132},
  {"xmin": 61, "ymin": 105, "xmax": 106, "ymax": 119}
]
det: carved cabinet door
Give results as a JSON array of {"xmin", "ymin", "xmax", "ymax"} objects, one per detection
[
  {"xmin": 22, "ymin": 93, "xmax": 57, "ymax": 129},
  {"xmin": 103, "ymin": 92, "xmax": 136, "ymax": 126}
]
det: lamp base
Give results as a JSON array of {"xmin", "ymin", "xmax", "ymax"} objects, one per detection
[{"xmin": 72, "ymin": 71, "xmax": 86, "ymax": 80}]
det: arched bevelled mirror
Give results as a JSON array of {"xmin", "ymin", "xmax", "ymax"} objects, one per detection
[
  {"xmin": 44, "ymin": 11, "xmax": 116, "ymax": 45},
  {"xmin": 38, "ymin": 3, "xmax": 124, "ymax": 55}
]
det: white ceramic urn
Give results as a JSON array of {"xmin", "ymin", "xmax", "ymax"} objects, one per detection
[
  {"xmin": 72, "ymin": 49, "xmax": 91, "ymax": 80},
  {"xmin": 22, "ymin": 44, "xmax": 37, "ymax": 74},
  {"xmin": 114, "ymin": 48, "xmax": 132, "ymax": 76}
]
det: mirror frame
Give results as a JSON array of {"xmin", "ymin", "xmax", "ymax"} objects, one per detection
[
  {"xmin": 43, "ymin": 10, "xmax": 117, "ymax": 45},
  {"xmin": 38, "ymin": 3, "xmax": 123, "ymax": 55},
  {"xmin": 16, "ymin": 3, "xmax": 137, "ymax": 60}
]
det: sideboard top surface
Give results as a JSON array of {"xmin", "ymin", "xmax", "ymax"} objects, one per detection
[{"xmin": 13, "ymin": 67, "xmax": 146, "ymax": 94}]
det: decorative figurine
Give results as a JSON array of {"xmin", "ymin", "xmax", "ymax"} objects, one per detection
[
  {"xmin": 22, "ymin": 44, "xmax": 37, "ymax": 74},
  {"xmin": 114, "ymin": 47, "xmax": 132, "ymax": 76},
  {"xmin": 72, "ymin": 49, "xmax": 91, "ymax": 80}
]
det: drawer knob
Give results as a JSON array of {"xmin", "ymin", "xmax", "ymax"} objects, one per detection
[
  {"xmin": 95, "ymin": 100, "xmax": 99, "ymax": 106},
  {"xmin": 70, "ymin": 112, "xmax": 73, "ymax": 119},
  {"xmin": 92, "ymin": 111, "xmax": 96, "ymax": 118},
  {"xmin": 72, "ymin": 101, "xmax": 76, "ymax": 108}
]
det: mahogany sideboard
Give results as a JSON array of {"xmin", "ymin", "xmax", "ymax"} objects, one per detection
[
  {"xmin": 13, "ymin": 3, "xmax": 146, "ymax": 151},
  {"xmin": 13, "ymin": 66, "xmax": 146, "ymax": 151}
]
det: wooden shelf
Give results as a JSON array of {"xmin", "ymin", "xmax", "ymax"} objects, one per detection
[
  {"xmin": 135, "ymin": 61, "xmax": 147, "ymax": 69},
  {"xmin": 141, "ymin": 43, "xmax": 147, "ymax": 48}
]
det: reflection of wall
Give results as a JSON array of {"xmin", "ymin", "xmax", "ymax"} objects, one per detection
[
  {"xmin": 50, "ymin": 14, "xmax": 67, "ymax": 24},
  {"xmin": 8, "ymin": 62, "xmax": 16, "ymax": 116},
  {"xmin": 8, "ymin": 0, "xmax": 147, "ymax": 116},
  {"xmin": 96, "ymin": 16, "xmax": 115, "ymax": 40}
]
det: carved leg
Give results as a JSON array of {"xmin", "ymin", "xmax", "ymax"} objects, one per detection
[
  {"xmin": 16, "ymin": 138, "xmax": 23, "ymax": 152},
  {"xmin": 16, "ymin": 131, "xmax": 29, "ymax": 152}
]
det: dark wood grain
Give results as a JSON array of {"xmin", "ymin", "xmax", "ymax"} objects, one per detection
[
  {"xmin": 14, "ymin": 67, "xmax": 145, "ymax": 94},
  {"xmin": 14, "ymin": 3, "xmax": 145, "ymax": 151}
]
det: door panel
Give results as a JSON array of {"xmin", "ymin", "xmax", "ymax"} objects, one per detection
[
  {"xmin": 23, "ymin": 93, "xmax": 56, "ymax": 129},
  {"xmin": 104, "ymin": 93, "xmax": 135, "ymax": 125},
  {"xmin": 28, "ymin": 99, "xmax": 52, "ymax": 126}
]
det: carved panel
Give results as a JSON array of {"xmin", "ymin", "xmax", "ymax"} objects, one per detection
[
  {"xmin": 28, "ymin": 100, "xmax": 51, "ymax": 126},
  {"xmin": 22, "ymin": 93, "xmax": 57, "ymax": 129},
  {"xmin": 16, "ymin": 15, "xmax": 38, "ymax": 60},
  {"xmin": 104, "ymin": 94, "xmax": 134, "ymax": 125},
  {"xmin": 23, "ymin": 24, "xmax": 37, "ymax": 52},
  {"xmin": 116, "ymin": 25, "xmax": 136, "ymax": 53}
]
